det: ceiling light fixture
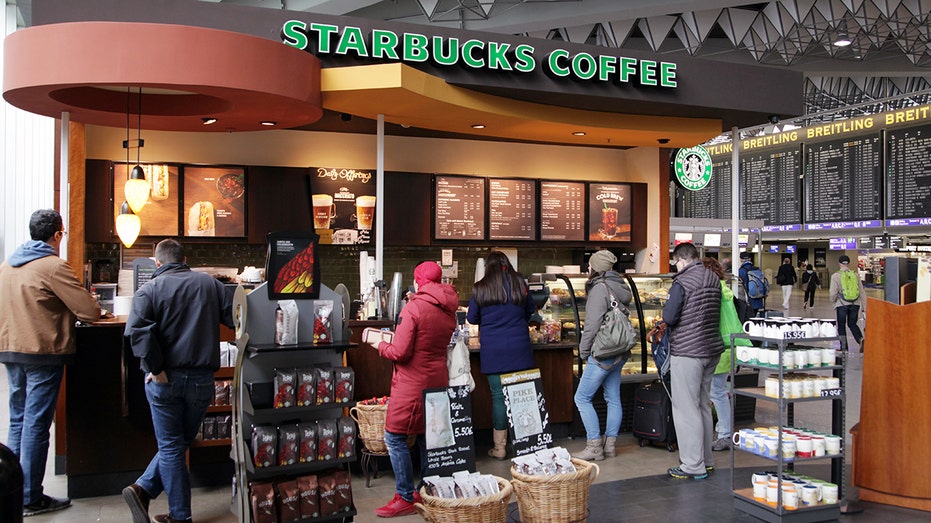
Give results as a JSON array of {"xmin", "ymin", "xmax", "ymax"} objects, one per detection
[
  {"xmin": 572, "ymin": 131, "xmax": 586, "ymax": 136},
  {"xmin": 122, "ymin": 87, "xmax": 149, "ymax": 214},
  {"xmin": 260, "ymin": 121, "xmax": 277, "ymax": 126},
  {"xmin": 833, "ymin": 37, "xmax": 852, "ymax": 47},
  {"xmin": 471, "ymin": 124, "xmax": 486, "ymax": 129},
  {"xmin": 202, "ymin": 117, "xmax": 217, "ymax": 125},
  {"xmin": 115, "ymin": 201, "xmax": 141, "ymax": 248}
]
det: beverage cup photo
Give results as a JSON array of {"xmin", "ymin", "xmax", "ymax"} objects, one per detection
[
  {"xmin": 601, "ymin": 206, "xmax": 618, "ymax": 238},
  {"xmin": 821, "ymin": 483, "xmax": 839, "ymax": 504},
  {"xmin": 312, "ymin": 194, "xmax": 335, "ymax": 229},
  {"xmin": 354, "ymin": 195, "xmax": 376, "ymax": 230}
]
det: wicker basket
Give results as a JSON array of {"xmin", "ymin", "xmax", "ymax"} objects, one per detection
[
  {"xmin": 414, "ymin": 476, "xmax": 512, "ymax": 523},
  {"xmin": 510, "ymin": 458, "xmax": 599, "ymax": 523},
  {"xmin": 349, "ymin": 403, "xmax": 390, "ymax": 453}
]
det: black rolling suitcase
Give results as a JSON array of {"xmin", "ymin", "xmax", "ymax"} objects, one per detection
[{"xmin": 632, "ymin": 379, "xmax": 676, "ymax": 452}]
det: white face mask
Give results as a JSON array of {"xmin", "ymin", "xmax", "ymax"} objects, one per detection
[{"xmin": 807, "ymin": 270, "xmax": 813, "ymax": 274}]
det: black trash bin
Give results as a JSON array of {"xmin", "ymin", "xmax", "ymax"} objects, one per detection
[{"xmin": 0, "ymin": 443, "xmax": 24, "ymax": 523}]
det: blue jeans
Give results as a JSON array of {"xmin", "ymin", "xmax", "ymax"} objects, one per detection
[
  {"xmin": 836, "ymin": 304, "xmax": 862, "ymax": 349},
  {"xmin": 574, "ymin": 353, "xmax": 629, "ymax": 440},
  {"xmin": 136, "ymin": 369, "xmax": 214, "ymax": 521},
  {"xmin": 5, "ymin": 363, "xmax": 64, "ymax": 504},
  {"xmin": 486, "ymin": 374, "xmax": 508, "ymax": 431},
  {"xmin": 709, "ymin": 373, "xmax": 732, "ymax": 439},
  {"xmin": 384, "ymin": 431, "xmax": 425, "ymax": 502}
]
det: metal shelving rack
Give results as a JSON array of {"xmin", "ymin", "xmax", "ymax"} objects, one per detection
[{"xmin": 729, "ymin": 333, "xmax": 846, "ymax": 523}]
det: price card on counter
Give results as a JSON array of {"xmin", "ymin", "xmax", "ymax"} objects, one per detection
[
  {"xmin": 501, "ymin": 368, "xmax": 552, "ymax": 456},
  {"xmin": 422, "ymin": 386, "xmax": 475, "ymax": 476}
]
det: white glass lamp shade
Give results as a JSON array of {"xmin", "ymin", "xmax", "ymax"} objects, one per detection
[
  {"xmin": 124, "ymin": 165, "xmax": 150, "ymax": 213},
  {"xmin": 116, "ymin": 201, "xmax": 141, "ymax": 248}
]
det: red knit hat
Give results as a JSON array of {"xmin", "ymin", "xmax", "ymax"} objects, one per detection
[{"xmin": 414, "ymin": 261, "xmax": 443, "ymax": 286}]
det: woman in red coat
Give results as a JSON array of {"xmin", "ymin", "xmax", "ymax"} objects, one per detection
[{"xmin": 372, "ymin": 261, "xmax": 459, "ymax": 518}]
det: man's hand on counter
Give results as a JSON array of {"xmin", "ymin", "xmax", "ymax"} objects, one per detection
[{"xmin": 145, "ymin": 371, "xmax": 169, "ymax": 384}]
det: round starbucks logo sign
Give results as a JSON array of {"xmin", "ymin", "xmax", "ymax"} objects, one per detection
[{"xmin": 674, "ymin": 146, "xmax": 713, "ymax": 191}]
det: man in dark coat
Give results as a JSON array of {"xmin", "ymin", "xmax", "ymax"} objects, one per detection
[
  {"xmin": 776, "ymin": 257, "xmax": 798, "ymax": 310},
  {"xmin": 662, "ymin": 242, "xmax": 723, "ymax": 480}
]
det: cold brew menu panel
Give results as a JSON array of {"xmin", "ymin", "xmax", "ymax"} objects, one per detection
[
  {"xmin": 489, "ymin": 179, "xmax": 536, "ymax": 240},
  {"xmin": 540, "ymin": 181, "xmax": 584, "ymax": 240},
  {"xmin": 804, "ymin": 134, "xmax": 882, "ymax": 224},
  {"xmin": 683, "ymin": 154, "xmax": 732, "ymax": 220},
  {"xmin": 435, "ymin": 175, "xmax": 485, "ymax": 239},
  {"xmin": 588, "ymin": 183, "xmax": 632, "ymax": 242},
  {"xmin": 887, "ymin": 123, "xmax": 931, "ymax": 220},
  {"xmin": 739, "ymin": 146, "xmax": 801, "ymax": 225}
]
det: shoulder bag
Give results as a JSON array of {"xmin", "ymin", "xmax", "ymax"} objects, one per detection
[{"xmin": 590, "ymin": 277, "xmax": 637, "ymax": 360}]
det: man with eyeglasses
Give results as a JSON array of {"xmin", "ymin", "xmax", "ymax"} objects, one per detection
[{"xmin": 0, "ymin": 209, "xmax": 101, "ymax": 516}]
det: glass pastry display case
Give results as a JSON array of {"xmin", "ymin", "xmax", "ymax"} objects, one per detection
[{"xmin": 529, "ymin": 273, "xmax": 676, "ymax": 378}]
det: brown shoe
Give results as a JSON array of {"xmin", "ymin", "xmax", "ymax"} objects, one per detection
[{"xmin": 122, "ymin": 484, "xmax": 150, "ymax": 523}]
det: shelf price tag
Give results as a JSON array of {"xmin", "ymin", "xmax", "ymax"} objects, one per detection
[
  {"xmin": 782, "ymin": 331, "xmax": 807, "ymax": 340},
  {"xmin": 820, "ymin": 388, "xmax": 843, "ymax": 398}
]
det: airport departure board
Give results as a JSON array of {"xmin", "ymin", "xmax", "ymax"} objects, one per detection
[
  {"xmin": 887, "ymin": 123, "xmax": 931, "ymax": 221},
  {"xmin": 739, "ymin": 145, "xmax": 801, "ymax": 225},
  {"xmin": 682, "ymin": 154, "xmax": 733, "ymax": 220},
  {"xmin": 804, "ymin": 134, "xmax": 882, "ymax": 225}
]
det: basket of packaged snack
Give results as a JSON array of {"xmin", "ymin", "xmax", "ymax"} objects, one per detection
[
  {"xmin": 349, "ymin": 397, "xmax": 390, "ymax": 453},
  {"xmin": 415, "ymin": 474, "xmax": 512, "ymax": 523},
  {"xmin": 509, "ymin": 449, "xmax": 599, "ymax": 523}
]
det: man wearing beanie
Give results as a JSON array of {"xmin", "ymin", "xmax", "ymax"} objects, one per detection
[
  {"xmin": 371, "ymin": 261, "xmax": 458, "ymax": 517},
  {"xmin": 574, "ymin": 249, "xmax": 633, "ymax": 461},
  {"xmin": 829, "ymin": 255, "xmax": 866, "ymax": 353}
]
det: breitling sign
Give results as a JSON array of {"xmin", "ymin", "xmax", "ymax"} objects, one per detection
[{"xmin": 282, "ymin": 20, "xmax": 678, "ymax": 88}]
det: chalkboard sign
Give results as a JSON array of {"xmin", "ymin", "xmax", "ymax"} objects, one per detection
[
  {"xmin": 434, "ymin": 175, "xmax": 485, "ymax": 240},
  {"xmin": 488, "ymin": 178, "xmax": 536, "ymax": 240},
  {"xmin": 133, "ymin": 257, "xmax": 157, "ymax": 292},
  {"xmin": 804, "ymin": 134, "xmax": 882, "ymax": 226},
  {"xmin": 540, "ymin": 181, "xmax": 585, "ymax": 240},
  {"xmin": 422, "ymin": 386, "xmax": 476, "ymax": 477},
  {"xmin": 501, "ymin": 368, "xmax": 552, "ymax": 457}
]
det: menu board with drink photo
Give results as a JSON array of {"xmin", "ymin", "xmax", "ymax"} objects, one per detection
[
  {"xmin": 588, "ymin": 183, "xmax": 632, "ymax": 242},
  {"xmin": 310, "ymin": 167, "xmax": 376, "ymax": 245},
  {"xmin": 182, "ymin": 166, "xmax": 246, "ymax": 237},
  {"xmin": 112, "ymin": 163, "xmax": 180, "ymax": 237}
]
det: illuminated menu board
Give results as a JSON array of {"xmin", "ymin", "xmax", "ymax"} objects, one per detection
[
  {"xmin": 183, "ymin": 166, "xmax": 246, "ymax": 238},
  {"xmin": 434, "ymin": 175, "xmax": 485, "ymax": 240},
  {"xmin": 489, "ymin": 179, "xmax": 536, "ymax": 240},
  {"xmin": 739, "ymin": 145, "xmax": 801, "ymax": 225},
  {"xmin": 887, "ymin": 123, "xmax": 931, "ymax": 221},
  {"xmin": 683, "ymin": 154, "xmax": 732, "ymax": 219},
  {"xmin": 804, "ymin": 134, "xmax": 882, "ymax": 226},
  {"xmin": 540, "ymin": 181, "xmax": 584, "ymax": 241},
  {"xmin": 588, "ymin": 183, "xmax": 632, "ymax": 242}
]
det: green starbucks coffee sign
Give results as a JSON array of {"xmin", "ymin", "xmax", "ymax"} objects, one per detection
[
  {"xmin": 674, "ymin": 146, "xmax": 713, "ymax": 191},
  {"xmin": 282, "ymin": 20, "xmax": 678, "ymax": 88}
]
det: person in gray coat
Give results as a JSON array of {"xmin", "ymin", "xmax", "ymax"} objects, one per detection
[{"xmin": 662, "ymin": 242, "xmax": 724, "ymax": 480}]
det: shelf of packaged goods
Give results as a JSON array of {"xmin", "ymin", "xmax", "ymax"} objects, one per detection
[
  {"xmin": 242, "ymin": 401, "xmax": 356, "ymax": 424},
  {"xmin": 191, "ymin": 438, "xmax": 232, "ymax": 448},
  {"xmin": 245, "ymin": 456, "xmax": 357, "ymax": 480},
  {"xmin": 733, "ymin": 488, "xmax": 840, "ymax": 523},
  {"xmin": 734, "ymin": 387, "xmax": 845, "ymax": 402}
]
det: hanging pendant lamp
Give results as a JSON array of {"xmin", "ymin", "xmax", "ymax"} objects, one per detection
[
  {"xmin": 123, "ymin": 87, "xmax": 149, "ymax": 213},
  {"xmin": 116, "ymin": 201, "xmax": 141, "ymax": 248}
]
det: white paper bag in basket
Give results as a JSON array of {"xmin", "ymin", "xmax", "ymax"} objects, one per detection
[{"xmin": 447, "ymin": 337, "xmax": 475, "ymax": 392}]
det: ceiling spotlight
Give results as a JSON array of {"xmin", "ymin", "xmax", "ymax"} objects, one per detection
[
  {"xmin": 260, "ymin": 121, "xmax": 276, "ymax": 126},
  {"xmin": 833, "ymin": 37, "xmax": 852, "ymax": 47},
  {"xmin": 471, "ymin": 124, "xmax": 486, "ymax": 129},
  {"xmin": 572, "ymin": 131, "xmax": 586, "ymax": 136},
  {"xmin": 202, "ymin": 117, "xmax": 217, "ymax": 125},
  {"xmin": 768, "ymin": 115, "xmax": 780, "ymax": 125},
  {"xmin": 340, "ymin": 113, "xmax": 352, "ymax": 122},
  {"xmin": 657, "ymin": 138, "xmax": 670, "ymax": 144}
]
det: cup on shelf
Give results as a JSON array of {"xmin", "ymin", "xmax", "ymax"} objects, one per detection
[
  {"xmin": 812, "ymin": 435, "xmax": 826, "ymax": 457},
  {"xmin": 783, "ymin": 488, "xmax": 800, "ymax": 510},
  {"xmin": 781, "ymin": 440, "xmax": 796, "ymax": 460},
  {"xmin": 753, "ymin": 480, "xmax": 767, "ymax": 501},
  {"xmin": 819, "ymin": 319, "xmax": 838, "ymax": 337},
  {"xmin": 743, "ymin": 318, "xmax": 765, "ymax": 337},
  {"xmin": 825, "ymin": 435, "xmax": 842, "ymax": 455},
  {"xmin": 808, "ymin": 348, "xmax": 822, "ymax": 367},
  {"xmin": 801, "ymin": 484, "xmax": 822, "ymax": 506},
  {"xmin": 752, "ymin": 471, "xmax": 770, "ymax": 485},
  {"xmin": 796, "ymin": 436, "xmax": 813, "ymax": 458},
  {"xmin": 821, "ymin": 347, "xmax": 836, "ymax": 366},
  {"xmin": 821, "ymin": 483, "xmax": 839, "ymax": 504},
  {"xmin": 734, "ymin": 429, "xmax": 759, "ymax": 452},
  {"xmin": 766, "ymin": 481, "xmax": 780, "ymax": 507}
]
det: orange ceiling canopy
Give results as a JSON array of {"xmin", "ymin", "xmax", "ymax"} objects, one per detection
[{"xmin": 3, "ymin": 22, "xmax": 324, "ymax": 132}]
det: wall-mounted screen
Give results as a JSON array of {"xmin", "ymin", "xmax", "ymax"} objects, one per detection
[
  {"xmin": 183, "ymin": 166, "xmax": 246, "ymax": 237},
  {"xmin": 434, "ymin": 175, "xmax": 485, "ymax": 240},
  {"xmin": 682, "ymin": 152, "xmax": 733, "ymax": 220},
  {"xmin": 740, "ymin": 145, "xmax": 801, "ymax": 226},
  {"xmin": 786, "ymin": 245, "xmax": 796, "ymax": 253},
  {"xmin": 704, "ymin": 233, "xmax": 721, "ymax": 247},
  {"xmin": 588, "ymin": 183, "xmax": 632, "ymax": 242},
  {"xmin": 769, "ymin": 245, "xmax": 781, "ymax": 253},
  {"xmin": 309, "ymin": 166, "xmax": 377, "ymax": 245},
  {"xmin": 804, "ymin": 134, "xmax": 882, "ymax": 226},
  {"xmin": 539, "ymin": 181, "xmax": 584, "ymax": 241},
  {"xmin": 488, "ymin": 178, "xmax": 536, "ymax": 240},
  {"xmin": 829, "ymin": 237, "xmax": 857, "ymax": 250},
  {"xmin": 674, "ymin": 232, "xmax": 693, "ymax": 245},
  {"xmin": 887, "ymin": 123, "xmax": 931, "ymax": 221}
]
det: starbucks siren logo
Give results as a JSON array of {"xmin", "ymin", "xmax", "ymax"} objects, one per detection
[{"xmin": 674, "ymin": 146, "xmax": 713, "ymax": 191}]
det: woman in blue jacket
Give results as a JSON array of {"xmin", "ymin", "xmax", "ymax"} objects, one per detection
[{"xmin": 467, "ymin": 251, "xmax": 536, "ymax": 459}]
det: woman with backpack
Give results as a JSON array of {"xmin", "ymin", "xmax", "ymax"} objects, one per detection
[
  {"xmin": 572, "ymin": 250, "xmax": 633, "ymax": 461},
  {"xmin": 801, "ymin": 264, "xmax": 821, "ymax": 310}
]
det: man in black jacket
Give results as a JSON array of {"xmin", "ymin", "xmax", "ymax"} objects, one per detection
[
  {"xmin": 662, "ymin": 242, "xmax": 723, "ymax": 480},
  {"xmin": 776, "ymin": 257, "xmax": 798, "ymax": 310},
  {"xmin": 122, "ymin": 239, "xmax": 234, "ymax": 523}
]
